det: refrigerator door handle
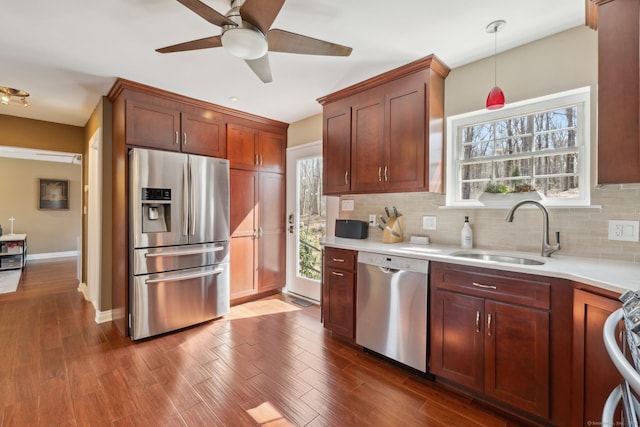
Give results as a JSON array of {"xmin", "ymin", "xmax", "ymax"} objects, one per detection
[
  {"xmin": 144, "ymin": 246, "xmax": 224, "ymax": 258},
  {"xmin": 182, "ymin": 163, "xmax": 189, "ymax": 236},
  {"xmin": 189, "ymin": 162, "xmax": 196, "ymax": 236},
  {"xmin": 145, "ymin": 268, "xmax": 224, "ymax": 284}
]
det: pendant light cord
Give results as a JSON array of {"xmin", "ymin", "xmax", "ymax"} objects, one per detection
[{"xmin": 493, "ymin": 27, "xmax": 498, "ymax": 87}]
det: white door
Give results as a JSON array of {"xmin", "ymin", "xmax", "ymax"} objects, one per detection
[{"xmin": 286, "ymin": 141, "xmax": 325, "ymax": 302}]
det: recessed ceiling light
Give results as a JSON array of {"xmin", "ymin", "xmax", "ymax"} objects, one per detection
[{"xmin": 229, "ymin": 96, "xmax": 239, "ymax": 102}]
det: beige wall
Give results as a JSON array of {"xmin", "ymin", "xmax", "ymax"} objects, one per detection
[
  {"xmin": 287, "ymin": 113, "xmax": 322, "ymax": 147},
  {"xmin": 0, "ymin": 115, "xmax": 84, "ymax": 153},
  {"xmin": 295, "ymin": 25, "xmax": 640, "ymax": 263},
  {"xmin": 0, "ymin": 157, "xmax": 82, "ymax": 254}
]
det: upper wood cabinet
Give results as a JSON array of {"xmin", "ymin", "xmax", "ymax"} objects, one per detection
[
  {"xmin": 227, "ymin": 123, "xmax": 285, "ymax": 173},
  {"xmin": 317, "ymin": 55, "xmax": 449, "ymax": 195},
  {"xmin": 594, "ymin": 0, "xmax": 640, "ymax": 184},
  {"xmin": 125, "ymin": 93, "xmax": 226, "ymax": 158}
]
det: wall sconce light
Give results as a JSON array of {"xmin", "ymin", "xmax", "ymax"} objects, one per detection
[
  {"xmin": 0, "ymin": 86, "xmax": 31, "ymax": 107},
  {"xmin": 486, "ymin": 20, "xmax": 506, "ymax": 110}
]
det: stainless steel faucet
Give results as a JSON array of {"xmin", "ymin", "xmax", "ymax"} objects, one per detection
[{"xmin": 505, "ymin": 200, "xmax": 560, "ymax": 257}]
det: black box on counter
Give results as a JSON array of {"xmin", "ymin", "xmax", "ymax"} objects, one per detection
[{"xmin": 335, "ymin": 219, "xmax": 368, "ymax": 239}]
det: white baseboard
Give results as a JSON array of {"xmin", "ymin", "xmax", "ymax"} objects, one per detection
[
  {"xmin": 27, "ymin": 250, "xmax": 78, "ymax": 260},
  {"xmin": 77, "ymin": 282, "xmax": 112, "ymax": 324}
]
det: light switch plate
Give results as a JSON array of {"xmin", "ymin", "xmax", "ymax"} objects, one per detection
[
  {"xmin": 422, "ymin": 216, "xmax": 437, "ymax": 230},
  {"xmin": 608, "ymin": 220, "xmax": 640, "ymax": 242},
  {"xmin": 341, "ymin": 199, "xmax": 354, "ymax": 211}
]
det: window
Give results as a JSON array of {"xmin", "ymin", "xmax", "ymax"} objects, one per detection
[{"xmin": 446, "ymin": 87, "xmax": 591, "ymax": 207}]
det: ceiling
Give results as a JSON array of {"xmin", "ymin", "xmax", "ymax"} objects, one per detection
[{"xmin": 0, "ymin": 0, "xmax": 585, "ymax": 128}]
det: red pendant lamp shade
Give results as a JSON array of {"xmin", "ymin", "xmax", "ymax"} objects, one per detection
[
  {"xmin": 486, "ymin": 86, "xmax": 505, "ymax": 110},
  {"xmin": 486, "ymin": 20, "xmax": 506, "ymax": 110}
]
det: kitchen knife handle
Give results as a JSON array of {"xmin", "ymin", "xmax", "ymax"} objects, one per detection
[{"xmin": 384, "ymin": 207, "xmax": 390, "ymax": 218}]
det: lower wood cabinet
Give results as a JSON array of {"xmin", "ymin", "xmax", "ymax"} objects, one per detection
[
  {"xmin": 430, "ymin": 262, "xmax": 552, "ymax": 421},
  {"xmin": 229, "ymin": 169, "xmax": 285, "ymax": 303},
  {"xmin": 322, "ymin": 247, "xmax": 357, "ymax": 340},
  {"xmin": 572, "ymin": 287, "xmax": 622, "ymax": 426}
]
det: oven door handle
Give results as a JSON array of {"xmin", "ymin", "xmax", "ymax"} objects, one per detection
[
  {"xmin": 145, "ymin": 269, "xmax": 224, "ymax": 284},
  {"xmin": 144, "ymin": 247, "xmax": 224, "ymax": 257}
]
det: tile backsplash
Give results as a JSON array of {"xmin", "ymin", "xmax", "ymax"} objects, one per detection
[{"xmin": 336, "ymin": 185, "xmax": 640, "ymax": 263}]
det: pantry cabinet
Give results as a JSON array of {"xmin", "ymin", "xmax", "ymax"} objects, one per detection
[
  {"xmin": 229, "ymin": 169, "xmax": 285, "ymax": 303},
  {"xmin": 318, "ymin": 54, "xmax": 449, "ymax": 195},
  {"xmin": 322, "ymin": 247, "xmax": 357, "ymax": 340},
  {"xmin": 593, "ymin": 0, "xmax": 640, "ymax": 183}
]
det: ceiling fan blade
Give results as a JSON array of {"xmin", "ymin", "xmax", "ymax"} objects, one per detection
[
  {"xmin": 176, "ymin": 0, "xmax": 237, "ymax": 27},
  {"xmin": 240, "ymin": 0, "xmax": 285, "ymax": 34},
  {"xmin": 245, "ymin": 54, "xmax": 273, "ymax": 83},
  {"xmin": 267, "ymin": 29, "xmax": 352, "ymax": 56},
  {"xmin": 156, "ymin": 35, "xmax": 223, "ymax": 53}
]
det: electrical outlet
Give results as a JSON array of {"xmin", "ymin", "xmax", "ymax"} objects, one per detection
[
  {"xmin": 369, "ymin": 214, "xmax": 377, "ymax": 226},
  {"xmin": 608, "ymin": 220, "xmax": 640, "ymax": 241},
  {"xmin": 422, "ymin": 216, "xmax": 437, "ymax": 230}
]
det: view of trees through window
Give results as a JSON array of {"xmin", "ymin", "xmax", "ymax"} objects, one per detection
[
  {"xmin": 459, "ymin": 105, "xmax": 580, "ymax": 200},
  {"xmin": 297, "ymin": 157, "xmax": 325, "ymax": 280}
]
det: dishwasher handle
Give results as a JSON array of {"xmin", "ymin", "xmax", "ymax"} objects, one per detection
[{"xmin": 378, "ymin": 266, "xmax": 400, "ymax": 274}]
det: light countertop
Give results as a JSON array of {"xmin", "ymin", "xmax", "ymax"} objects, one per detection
[{"xmin": 322, "ymin": 237, "xmax": 640, "ymax": 295}]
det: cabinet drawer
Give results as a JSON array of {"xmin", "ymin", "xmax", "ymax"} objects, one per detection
[
  {"xmin": 432, "ymin": 262, "xmax": 550, "ymax": 310},
  {"xmin": 324, "ymin": 247, "xmax": 356, "ymax": 271}
]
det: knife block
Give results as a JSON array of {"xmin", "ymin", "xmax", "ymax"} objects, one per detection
[{"xmin": 382, "ymin": 215, "xmax": 404, "ymax": 243}]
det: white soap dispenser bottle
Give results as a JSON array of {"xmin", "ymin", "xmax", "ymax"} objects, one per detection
[{"xmin": 461, "ymin": 216, "xmax": 473, "ymax": 249}]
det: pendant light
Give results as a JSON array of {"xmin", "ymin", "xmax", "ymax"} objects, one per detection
[{"xmin": 486, "ymin": 20, "xmax": 506, "ymax": 110}]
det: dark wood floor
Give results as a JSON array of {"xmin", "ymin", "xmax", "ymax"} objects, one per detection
[{"xmin": 0, "ymin": 258, "xmax": 526, "ymax": 426}]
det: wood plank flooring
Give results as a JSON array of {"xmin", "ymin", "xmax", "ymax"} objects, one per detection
[{"xmin": 0, "ymin": 258, "xmax": 527, "ymax": 426}]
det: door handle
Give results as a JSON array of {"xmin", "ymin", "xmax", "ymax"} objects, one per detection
[
  {"xmin": 145, "ymin": 268, "xmax": 223, "ymax": 284},
  {"xmin": 384, "ymin": 166, "xmax": 388, "ymax": 182},
  {"xmin": 378, "ymin": 166, "xmax": 382, "ymax": 182},
  {"xmin": 487, "ymin": 313, "xmax": 493, "ymax": 336},
  {"xmin": 189, "ymin": 162, "xmax": 195, "ymax": 235},
  {"xmin": 344, "ymin": 171, "xmax": 349, "ymax": 185},
  {"xmin": 473, "ymin": 282, "xmax": 497, "ymax": 290},
  {"xmin": 145, "ymin": 246, "xmax": 224, "ymax": 257},
  {"xmin": 331, "ymin": 271, "xmax": 344, "ymax": 277},
  {"xmin": 175, "ymin": 131, "xmax": 179, "ymax": 145},
  {"xmin": 183, "ymin": 132, "xmax": 187, "ymax": 145},
  {"xmin": 476, "ymin": 311, "xmax": 481, "ymax": 333},
  {"xmin": 182, "ymin": 163, "xmax": 189, "ymax": 235}
]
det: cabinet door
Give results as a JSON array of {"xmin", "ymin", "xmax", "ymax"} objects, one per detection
[
  {"xmin": 125, "ymin": 98, "xmax": 181, "ymax": 151},
  {"xmin": 323, "ymin": 103, "xmax": 352, "ymax": 195},
  {"xmin": 597, "ymin": 0, "xmax": 640, "ymax": 184},
  {"xmin": 384, "ymin": 76, "xmax": 426, "ymax": 192},
  {"xmin": 229, "ymin": 169, "xmax": 258, "ymax": 298},
  {"xmin": 572, "ymin": 289, "xmax": 622, "ymax": 426},
  {"xmin": 259, "ymin": 172, "xmax": 285, "ymax": 292},
  {"xmin": 430, "ymin": 289, "xmax": 484, "ymax": 393},
  {"xmin": 485, "ymin": 300, "xmax": 549, "ymax": 418},
  {"xmin": 258, "ymin": 131, "xmax": 285, "ymax": 174},
  {"xmin": 228, "ymin": 123, "xmax": 258, "ymax": 170},
  {"xmin": 351, "ymin": 93, "xmax": 385, "ymax": 192},
  {"xmin": 181, "ymin": 109, "xmax": 226, "ymax": 158},
  {"xmin": 323, "ymin": 266, "xmax": 356, "ymax": 340}
]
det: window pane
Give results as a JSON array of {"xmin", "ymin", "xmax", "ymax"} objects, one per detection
[
  {"xmin": 495, "ymin": 137, "xmax": 531, "ymax": 155},
  {"xmin": 462, "ymin": 123, "xmax": 494, "ymax": 143},
  {"xmin": 534, "ymin": 106, "xmax": 577, "ymax": 132},
  {"xmin": 461, "ymin": 181, "xmax": 487, "ymax": 200},
  {"xmin": 461, "ymin": 162, "xmax": 492, "ymax": 181},
  {"xmin": 535, "ymin": 153, "xmax": 579, "ymax": 175},
  {"xmin": 462, "ymin": 141, "xmax": 495, "ymax": 159},
  {"xmin": 496, "ymin": 117, "xmax": 531, "ymax": 139},
  {"xmin": 535, "ymin": 176, "xmax": 580, "ymax": 198},
  {"xmin": 493, "ymin": 158, "xmax": 533, "ymax": 181}
]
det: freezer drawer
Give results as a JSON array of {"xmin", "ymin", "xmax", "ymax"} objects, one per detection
[
  {"xmin": 132, "ymin": 242, "xmax": 229, "ymax": 275},
  {"xmin": 131, "ymin": 264, "xmax": 229, "ymax": 340}
]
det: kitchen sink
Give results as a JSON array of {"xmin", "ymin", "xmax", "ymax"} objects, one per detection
[{"xmin": 451, "ymin": 251, "xmax": 545, "ymax": 266}]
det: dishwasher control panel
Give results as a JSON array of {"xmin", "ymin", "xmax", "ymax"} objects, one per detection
[{"xmin": 357, "ymin": 251, "xmax": 429, "ymax": 274}]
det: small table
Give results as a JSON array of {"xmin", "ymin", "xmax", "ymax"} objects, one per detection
[{"xmin": 0, "ymin": 234, "xmax": 27, "ymax": 270}]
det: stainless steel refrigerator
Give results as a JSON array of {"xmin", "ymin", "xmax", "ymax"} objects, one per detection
[{"xmin": 129, "ymin": 147, "xmax": 230, "ymax": 340}]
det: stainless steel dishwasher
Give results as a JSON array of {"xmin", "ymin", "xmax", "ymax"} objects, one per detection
[{"xmin": 356, "ymin": 251, "xmax": 429, "ymax": 372}]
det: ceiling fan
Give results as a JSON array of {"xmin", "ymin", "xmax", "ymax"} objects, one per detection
[{"xmin": 156, "ymin": 0, "xmax": 353, "ymax": 83}]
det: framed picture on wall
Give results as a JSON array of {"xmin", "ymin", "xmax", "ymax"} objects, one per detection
[{"xmin": 39, "ymin": 178, "xmax": 69, "ymax": 210}]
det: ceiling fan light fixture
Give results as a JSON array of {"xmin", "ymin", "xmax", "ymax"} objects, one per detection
[
  {"xmin": 221, "ymin": 27, "xmax": 268, "ymax": 60},
  {"xmin": 0, "ymin": 86, "xmax": 30, "ymax": 107}
]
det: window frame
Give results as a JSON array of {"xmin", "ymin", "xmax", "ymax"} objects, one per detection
[{"xmin": 445, "ymin": 87, "xmax": 591, "ymax": 208}]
